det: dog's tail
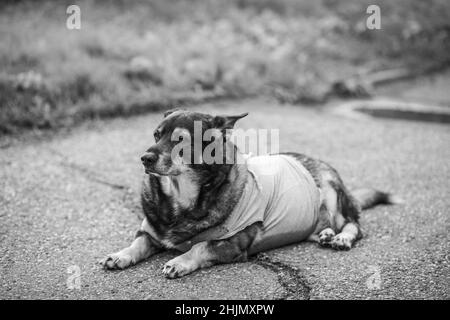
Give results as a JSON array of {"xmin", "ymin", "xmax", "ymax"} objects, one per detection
[{"xmin": 351, "ymin": 188, "xmax": 403, "ymax": 210}]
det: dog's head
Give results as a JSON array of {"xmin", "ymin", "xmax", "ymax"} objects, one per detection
[{"xmin": 141, "ymin": 109, "xmax": 248, "ymax": 176}]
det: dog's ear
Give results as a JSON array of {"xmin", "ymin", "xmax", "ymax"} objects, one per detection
[
  {"xmin": 212, "ymin": 113, "xmax": 248, "ymax": 130},
  {"xmin": 163, "ymin": 108, "xmax": 182, "ymax": 118}
]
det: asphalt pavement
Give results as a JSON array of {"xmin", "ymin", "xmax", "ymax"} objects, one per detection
[{"xmin": 0, "ymin": 98, "xmax": 448, "ymax": 299}]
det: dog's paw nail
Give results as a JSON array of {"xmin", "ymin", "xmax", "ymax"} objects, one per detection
[
  {"xmin": 163, "ymin": 264, "xmax": 179, "ymax": 278},
  {"xmin": 100, "ymin": 253, "xmax": 132, "ymax": 270},
  {"xmin": 162, "ymin": 258, "xmax": 193, "ymax": 279},
  {"xmin": 99, "ymin": 257, "xmax": 112, "ymax": 269}
]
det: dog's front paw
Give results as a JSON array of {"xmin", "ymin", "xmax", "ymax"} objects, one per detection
[
  {"xmin": 100, "ymin": 252, "xmax": 133, "ymax": 270},
  {"xmin": 331, "ymin": 233, "xmax": 353, "ymax": 251},
  {"xmin": 162, "ymin": 257, "xmax": 195, "ymax": 279}
]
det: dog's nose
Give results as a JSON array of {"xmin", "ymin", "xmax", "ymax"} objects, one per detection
[{"xmin": 141, "ymin": 152, "xmax": 158, "ymax": 165}]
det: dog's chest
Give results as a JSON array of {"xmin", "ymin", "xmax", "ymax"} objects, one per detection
[{"xmin": 159, "ymin": 174, "xmax": 199, "ymax": 210}]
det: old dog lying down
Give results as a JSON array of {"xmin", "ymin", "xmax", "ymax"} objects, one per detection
[{"xmin": 100, "ymin": 110, "xmax": 399, "ymax": 278}]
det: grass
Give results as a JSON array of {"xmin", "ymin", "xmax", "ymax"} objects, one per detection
[{"xmin": 1, "ymin": 0, "xmax": 449, "ymax": 134}]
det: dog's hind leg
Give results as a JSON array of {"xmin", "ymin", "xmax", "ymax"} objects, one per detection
[
  {"xmin": 329, "ymin": 181, "xmax": 362, "ymax": 250},
  {"xmin": 308, "ymin": 203, "xmax": 336, "ymax": 246},
  {"xmin": 163, "ymin": 223, "xmax": 261, "ymax": 279},
  {"xmin": 309, "ymin": 176, "xmax": 362, "ymax": 250},
  {"xmin": 331, "ymin": 221, "xmax": 361, "ymax": 250}
]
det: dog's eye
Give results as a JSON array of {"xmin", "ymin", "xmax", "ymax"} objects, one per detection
[{"xmin": 154, "ymin": 131, "xmax": 161, "ymax": 142}]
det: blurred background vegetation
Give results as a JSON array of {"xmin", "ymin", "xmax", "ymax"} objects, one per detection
[{"xmin": 1, "ymin": 0, "xmax": 449, "ymax": 133}]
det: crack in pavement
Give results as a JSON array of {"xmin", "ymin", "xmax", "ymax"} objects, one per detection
[
  {"xmin": 48, "ymin": 147, "xmax": 129, "ymax": 190},
  {"xmin": 45, "ymin": 147, "xmax": 143, "ymax": 219},
  {"xmin": 254, "ymin": 253, "xmax": 311, "ymax": 300}
]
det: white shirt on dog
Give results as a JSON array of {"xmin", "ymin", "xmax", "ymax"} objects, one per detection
[{"xmin": 175, "ymin": 154, "xmax": 321, "ymax": 254}]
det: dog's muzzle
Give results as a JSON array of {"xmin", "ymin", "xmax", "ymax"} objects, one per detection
[{"xmin": 141, "ymin": 152, "xmax": 158, "ymax": 167}]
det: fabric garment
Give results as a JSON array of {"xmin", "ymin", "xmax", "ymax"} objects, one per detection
[{"xmin": 174, "ymin": 154, "xmax": 321, "ymax": 253}]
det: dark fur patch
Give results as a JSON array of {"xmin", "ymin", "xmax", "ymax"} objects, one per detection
[
  {"xmin": 206, "ymin": 222, "xmax": 262, "ymax": 263},
  {"xmin": 135, "ymin": 230, "xmax": 163, "ymax": 249},
  {"xmin": 329, "ymin": 180, "xmax": 361, "ymax": 222}
]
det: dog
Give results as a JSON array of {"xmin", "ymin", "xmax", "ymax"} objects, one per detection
[{"xmin": 100, "ymin": 109, "xmax": 400, "ymax": 278}]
